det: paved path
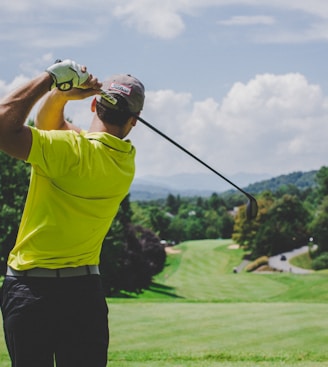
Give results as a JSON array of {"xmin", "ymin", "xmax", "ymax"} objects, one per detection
[
  {"xmin": 268, "ymin": 246, "xmax": 313, "ymax": 274},
  {"xmin": 234, "ymin": 259, "xmax": 250, "ymax": 273}
]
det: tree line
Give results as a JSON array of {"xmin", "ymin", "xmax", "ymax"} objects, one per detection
[
  {"xmin": 1, "ymin": 148, "xmax": 328, "ymax": 295},
  {"xmin": 129, "ymin": 167, "xmax": 328, "ymax": 270}
]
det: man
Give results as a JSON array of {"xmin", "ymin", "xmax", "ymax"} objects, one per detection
[{"xmin": 0, "ymin": 59, "xmax": 145, "ymax": 367}]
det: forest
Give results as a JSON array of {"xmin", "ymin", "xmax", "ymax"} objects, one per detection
[{"xmin": 1, "ymin": 149, "xmax": 328, "ymax": 295}]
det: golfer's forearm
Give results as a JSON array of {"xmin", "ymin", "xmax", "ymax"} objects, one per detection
[
  {"xmin": 36, "ymin": 89, "xmax": 69, "ymax": 130},
  {"xmin": 36, "ymin": 89, "xmax": 82, "ymax": 132},
  {"xmin": 0, "ymin": 72, "xmax": 51, "ymax": 131},
  {"xmin": 0, "ymin": 72, "xmax": 52, "ymax": 159}
]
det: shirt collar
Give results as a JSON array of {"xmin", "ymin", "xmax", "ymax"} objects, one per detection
[{"xmin": 84, "ymin": 131, "xmax": 133, "ymax": 153}]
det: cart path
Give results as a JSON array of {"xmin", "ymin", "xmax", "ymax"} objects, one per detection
[{"xmin": 268, "ymin": 246, "xmax": 313, "ymax": 274}]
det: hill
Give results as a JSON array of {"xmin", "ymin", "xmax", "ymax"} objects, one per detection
[
  {"xmin": 244, "ymin": 170, "xmax": 317, "ymax": 194},
  {"xmin": 130, "ymin": 170, "xmax": 318, "ymax": 201},
  {"xmin": 141, "ymin": 239, "xmax": 328, "ymax": 302}
]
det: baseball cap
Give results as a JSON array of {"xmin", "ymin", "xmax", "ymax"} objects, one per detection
[{"xmin": 99, "ymin": 74, "xmax": 145, "ymax": 113}]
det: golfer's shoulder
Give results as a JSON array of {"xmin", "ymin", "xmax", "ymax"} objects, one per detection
[
  {"xmin": 27, "ymin": 127, "xmax": 85, "ymax": 162},
  {"xmin": 30, "ymin": 126, "xmax": 84, "ymax": 142}
]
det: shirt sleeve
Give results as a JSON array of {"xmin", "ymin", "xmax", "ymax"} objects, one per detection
[{"xmin": 26, "ymin": 127, "xmax": 82, "ymax": 178}]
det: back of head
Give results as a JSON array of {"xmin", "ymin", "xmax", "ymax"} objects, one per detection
[{"xmin": 96, "ymin": 74, "xmax": 145, "ymax": 126}]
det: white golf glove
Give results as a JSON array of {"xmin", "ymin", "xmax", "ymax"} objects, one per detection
[{"xmin": 46, "ymin": 59, "xmax": 89, "ymax": 91}]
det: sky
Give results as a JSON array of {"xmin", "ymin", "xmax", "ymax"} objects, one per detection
[{"xmin": 1, "ymin": 0, "xmax": 328, "ymax": 181}]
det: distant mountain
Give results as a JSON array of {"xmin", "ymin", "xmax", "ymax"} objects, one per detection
[
  {"xmin": 244, "ymin": 170, "xmax": 318, "ymax": 194},
  {"xmin": 130, "ymin": 172, "xmax": 270, "ymax": 201},
  {"xmin": 130, "ymin": 170, "xmax": 318, "ymax": 201}
]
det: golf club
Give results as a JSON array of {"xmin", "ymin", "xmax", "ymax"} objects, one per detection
[{"xmin": 100, "ymin": 90, "xmax": 258, "ymax": 220}]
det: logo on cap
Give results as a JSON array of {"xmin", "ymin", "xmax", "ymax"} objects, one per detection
[{"xmin": 110, "ymin": 82, "xmax": 131, "ymax": 96}]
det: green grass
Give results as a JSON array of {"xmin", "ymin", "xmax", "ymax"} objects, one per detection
[
  {"xmin": 1, "ymin": 301, "xmax": 327, "ymax": 367},
  {"xmin": 106, "ymin": 301, "xmax": 328, "ymax": 366},
  {"xmin": 289, "ymin": 252, "xmax": 313, "ymax": 270},
  {"xmin": 0, "ymin": 239, "xmax": 327, "ymax": 366},
  {"xmin": 142, "ymin": 240, "xmax": 328, "ymax": 303}
]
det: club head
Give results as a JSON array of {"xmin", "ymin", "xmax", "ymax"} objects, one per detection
[{"xmin": 246, "ymin": 197, "xmax": 258, "ymax": 220}]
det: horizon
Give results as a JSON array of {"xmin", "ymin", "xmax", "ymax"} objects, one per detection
[{"xmin": 130, "ymin": 168, "xmax": 318, "ymax": 200}]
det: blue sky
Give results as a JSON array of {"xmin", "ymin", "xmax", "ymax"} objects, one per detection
[{"xmin": 1, "ymin": 1, "xmax": 328, "ymax": 180}]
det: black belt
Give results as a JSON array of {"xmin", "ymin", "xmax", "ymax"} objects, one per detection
[{"xmin": 6, "ymin": 265, "xmax": 100, "ymax": 278}]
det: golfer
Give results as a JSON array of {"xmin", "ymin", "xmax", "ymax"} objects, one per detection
[{"xmin": 0, "ymin": 59, "xmax": 145, "ymax": 367}]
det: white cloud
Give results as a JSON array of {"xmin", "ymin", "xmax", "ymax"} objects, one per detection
[
  {"xmin": 215, "ymin": 74, "xmax": 328, "ymax": 173},
  {"xmin": 112, "ymin": 1, "xmax": 185, "ymax": 39},
  {"xmin": 220, "ymin": 74, "xmax": 323, "ymax": 122},
  {"xmin": 218, "ymin": 15, "xmax": 275, "ymax": 26},
  {"xmin": 131, "ymin": 73, "xmax": 328, "ymax": 177}
]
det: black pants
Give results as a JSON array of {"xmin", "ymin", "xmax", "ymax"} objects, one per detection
[{"xmin": 0, "ymin": 275, "xmax": 109, "ymax": 367}]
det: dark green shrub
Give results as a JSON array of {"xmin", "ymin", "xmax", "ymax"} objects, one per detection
[{"xmin": 312, "ymin": 252, "xmax": 328, "ymax": 270}]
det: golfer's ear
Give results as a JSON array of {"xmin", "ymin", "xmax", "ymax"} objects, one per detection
[
  {"xmin": 91, "ymin": 98, "xmax": 97, "ymax": 112},
  {"xmin": 131, "ymin": 112, "xmax": 140, "ymax": 126}
]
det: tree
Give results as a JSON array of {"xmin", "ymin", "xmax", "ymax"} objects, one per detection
[
  {"xmin": 166, "ymin": 194, "xmax": 181, "ymax": 215},
  {"xmin": 130, "ymin": 201, "xmax": 152, "ymax": 228},
  {"xmin": 185, "ymin": 216, "xmax": 205, "ymax": 240},
  {"xmin": 100, "ymin": 195, "xmax": 166, "ymax": 295},
  {"xmin": 204, "ymin": 210, "xmax": 221, "ymax": 239},
  {"xmin": 316, "ymin": 166, "xmax": 328, "ymax": 197},
  {"xmin": 253, "ymin": 194, "xmax": 310, "ymax": 257},
  {"xmin": 133, "ymin": 225, "xmax": 166, "ymax": 277},
  {"xmin": 275, "ymin": 184, "xmax": 301, "ymax": 199},
  {"xmin": 149, "ymin": 206, "xmax": 172, "ymax": 239},
  {"xmin": 202, "ymin": 206, "xmax": 233, "ymax": 239},
  {"xmin": 220, "ymin": 210, "xmax": 234, "ymax": 239},
  {"xmin": 310, "ymin": 196, "xmax": 328, "ymax": 254},
  {"xmin": 167, "ymin": 216, "xmax": 186, "ymax": 244},
  {"xmin": 232, "ymin": 205, "xmax": 257, "ymax": 250},
  {"xmin": 232, "ymin": 192, "xmax": 272, "ymax": 250},
  {"xmin": 101, "ymin": 223, "xmax": 166, "ymax": 295},
  {"xmin": 208, "ymin": 193, "xmax": 225, "ymax": 211},
  {"xmin": 0, "ymin": 152, "xmax": 30, "ymax": 274}
]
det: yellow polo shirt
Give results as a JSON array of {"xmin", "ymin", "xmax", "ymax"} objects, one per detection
[{"xmin": 7, "ymin": 127, "xmax": 135, "ymax": 270}]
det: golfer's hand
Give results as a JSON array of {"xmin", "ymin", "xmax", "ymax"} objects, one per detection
[
  {"xmin": 46, "ymin": 59, "xmax": 94, "ymax": 91},
  {"xmin": 61, "ymin": 73, "xmax": 103, "ymax": 101}
]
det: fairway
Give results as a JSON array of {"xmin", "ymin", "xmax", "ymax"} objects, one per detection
[
  {"xmin": 107, "ymin": 301, "xmax": 328, "ymax": 367},
  {"xmin": 149, "ymin": 239, "xmax": 328, "ymax": 303},
  {"xmin": 0, "ymin": 239, "xmax": 327, "ymax": 366}
]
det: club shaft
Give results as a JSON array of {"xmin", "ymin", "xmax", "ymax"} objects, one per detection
[{"xmin": 134, "ymin": 114, "xmax": 255, "ymax": 200}]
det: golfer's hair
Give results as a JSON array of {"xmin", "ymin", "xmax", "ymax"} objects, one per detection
[{"xmin": 96, "ymin": 97, "xmax": 132, "ymax": 126}]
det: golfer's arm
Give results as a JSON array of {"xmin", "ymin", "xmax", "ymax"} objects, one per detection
[
  {"xmin": 0, "ymin": 72, "xmax": 51, "ymax": 160},
  {"xmin": 35, "ymin": 89, "xmax": 81, "ymax": 132}
]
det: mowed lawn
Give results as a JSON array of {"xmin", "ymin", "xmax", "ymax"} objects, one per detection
[
  {"xmin": 108, "ymin": 302, "xmax": 328, "ymax": 367},
  {"xmin": 0, "ymin": 239, "xmax": 327, "ymax": 366}
]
